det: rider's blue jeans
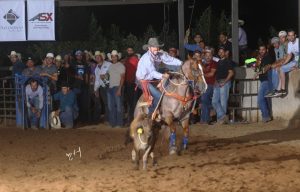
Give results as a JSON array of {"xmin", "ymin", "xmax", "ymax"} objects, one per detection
[{"xmin": 147, "ymin": 83, "xmax": 162, "ymax": 114}]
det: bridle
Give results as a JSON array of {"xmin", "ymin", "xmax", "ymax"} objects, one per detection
[{"xmin": 161, "ymin": 71, "xmax": 196, "ymax": 106}]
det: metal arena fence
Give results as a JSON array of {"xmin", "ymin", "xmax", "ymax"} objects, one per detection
[{"xmin": 0, "ymin": 74, "xmax": 260, "ymax": 128}]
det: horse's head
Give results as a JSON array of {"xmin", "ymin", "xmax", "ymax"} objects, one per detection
[{"xmin": 181, "ymin": 58, "xmax": 207, "ymax": 95}]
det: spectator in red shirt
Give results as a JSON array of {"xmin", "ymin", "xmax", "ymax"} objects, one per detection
[
  {"xmin": 123, "ymin": 47, "xmax": 141, "ymax": 124},
  {"xmin": 200, "ymin": 49, "xmax": 217, "ymax": 124}
]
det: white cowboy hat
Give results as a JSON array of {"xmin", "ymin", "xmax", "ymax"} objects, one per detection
[
  {"xmin": 49, "ymin": 111, "xmax": 61, "ymax": 129},
  {"xmin": 229, "ymin": 19, "xmax": 245, "ymax": 26},
  {"xmin": 94, "ymin": 50, "xmax": 106, "ymax": 60},
  {"xmin": 107, "ymin": 50, "xmax": 122, "ymax": 61},
  {"xmin": 143, "ymin": 37, "xmax": 164, "ymax": 50},
  {"xmin": 46, "ymin": 53, "xmax": 54, "ymax": 58},
  {"xmin": 55, "ymin": 55, "xmax": 62, "ymax": 61},
  {"xmin": 8, "ymin": 51, "xmax": 18, "ymax": 58}
]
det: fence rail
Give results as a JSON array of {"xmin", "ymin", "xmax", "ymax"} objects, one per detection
[{"xmin": 0, "ymin": 77, "xmax": 17, "ymax": 127}]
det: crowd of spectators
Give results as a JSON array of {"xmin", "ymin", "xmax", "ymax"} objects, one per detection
[{"xmin": 7, "ymin": 25, "xmax": 299, "ymax": 129}]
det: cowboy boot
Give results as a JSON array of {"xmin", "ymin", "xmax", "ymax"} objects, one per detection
[{"xmin": 169, "ymin": 132, "xmax": 177, "ymax": 155}]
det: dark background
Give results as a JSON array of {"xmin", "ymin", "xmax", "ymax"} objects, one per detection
[{"xmin": 58, "ymin": 0, "xmax": 298, "ymax": 48}]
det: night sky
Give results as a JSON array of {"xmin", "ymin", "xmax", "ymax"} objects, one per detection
[{"xmin": 58, "ymin": 0, "xmax": 299, "ymax": 49}]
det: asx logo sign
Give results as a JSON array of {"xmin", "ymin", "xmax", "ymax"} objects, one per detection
[{"xmin": 29, "ymin": 13, "xmax": 53, "ymax": 22}]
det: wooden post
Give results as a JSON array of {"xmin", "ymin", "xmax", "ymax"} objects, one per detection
[
  {"xmin": 231, "ymin": 0, "xmax": 239, "ymax": 64},
  {"xmin": 178, "ymin": 0, "xmax": 185, "ymax": 60}
]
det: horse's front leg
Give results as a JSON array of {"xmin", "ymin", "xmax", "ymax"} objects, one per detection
[
  {"xmin": 165, "ymin": 116, "xmax": 177, "ymax": 155},
  {"xmin": 181, "ymin": 119, "xmax": 189, "ymax": 150}
]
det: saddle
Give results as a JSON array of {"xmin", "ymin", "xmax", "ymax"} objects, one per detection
[{"xmin": 139, "ymin": 80, "xmax": 154, "ymax": 107}]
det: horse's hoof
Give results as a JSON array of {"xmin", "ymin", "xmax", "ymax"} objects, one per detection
[
  {"xmin": 133, "ymin": 163, "xmax": 139, "ymax": 170},
  {"xmin": 182, "ymin": 144, "xmax": 188, "ymax": 151},
  {"xmin": 169, "ymin": 146, "xmax": 177, "ymax": 155},
  {"xmin": 152, "ymin": 160, "xmax": 158, "ymax": 167}
]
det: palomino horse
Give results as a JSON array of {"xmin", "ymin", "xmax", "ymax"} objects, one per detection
[{"xmin": 130, "ymin": 58, "xmax": 207, "ymax": 169}]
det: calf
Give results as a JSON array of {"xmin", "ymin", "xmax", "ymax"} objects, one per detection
[{"xmin": 130, "ymin": 114, "xmax": 159, "ymax": 170}]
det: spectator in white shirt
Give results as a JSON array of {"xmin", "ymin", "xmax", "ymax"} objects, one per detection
[{"xmin": 93, "ymin": 51, "xmax": 111, "ymax": 122}]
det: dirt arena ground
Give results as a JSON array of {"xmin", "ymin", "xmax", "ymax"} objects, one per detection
[{"xmin": 1, "ymin": 120, "xmax": 300, "ymax": 192}]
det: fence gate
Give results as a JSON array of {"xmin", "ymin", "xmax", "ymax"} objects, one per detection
[{"xmin": 0, "ymin": 76, "xmax": 50, "ymax": 129}]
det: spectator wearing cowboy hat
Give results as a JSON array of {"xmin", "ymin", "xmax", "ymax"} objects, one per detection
[
  {"xmin": 8, "ymin": 51, "xmax": 25, "ymax": 76},
  {"xmin": 93, "ymin": 51, "xmax": 111, "ymax": 123},
  {"xmin": 25, "ymin": 79, "xmax": 44, "ymax": 129},
  {"xmin": 40, "ymin": 53, "xmax": 58, "ymax": 93},
  {"xmin": 54, "ymin": 55, "xmax": 63, "ymax": 74},
  {"xmin": 106, "ymin": 50, "xmax": 125, "ymax": 128},
  {"xmin": 22, "ymin": 56, "xmax": 41, "ymax": 77},
  {"xmin": 136, "ymin": 37, "xmax": 182, "ymax": 119},
  {"xmin": 53, "ymin": 81, "xmax": 78, "ymax": 128}
]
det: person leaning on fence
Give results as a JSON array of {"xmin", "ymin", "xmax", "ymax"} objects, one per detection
[
  {"xmin": 8, "ymin": 51, "xmax": 25, "ymax": 76},
  {"xmin": 40, "ymin": 53, "xmax": 58, "ymax": 94},
  {"xmin": 136, "ymin": 37, "xmax": 182, "ymax": 120},
  {"xmin": 269, "ymin": 29, "xmax": 299, "ymax": 97},
  {"xmin": 254, "ymin": 44, "xmax": 274, "ymax": 123},
  {"xmin": 25, "ymin": 79, "xmax": 44, "ymax": 129},
  {"xmin": 53, "ymin": 81, "xmax": 78, "ymax": 128},
  {"xmin": 212, "ymin": 46, "xmax": 234, "ymax": 124},
  {"xmin": 22, "ymin": 56, "xmax": 41, "ymax": 77}
]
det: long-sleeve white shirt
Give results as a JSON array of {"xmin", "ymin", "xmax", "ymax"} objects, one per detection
[
  {"xmin": 25, "ymin": 84, "xmax": 43, "ymax": 110},
  {"xmin": 136, "ymin": 51, "xmax": 182, "ymax": 80},
  {"xmin": 94, "ymin": 61, "xmax": 112, "ymax": 91}
]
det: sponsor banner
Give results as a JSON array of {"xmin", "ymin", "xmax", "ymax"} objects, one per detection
[
  {"xmin": 27, "ymin": 0, "xmax": 55, "ymax": 41},
  {"xmin": 0, "ymin": 0, "xmax": 26, "ymax": 41}
]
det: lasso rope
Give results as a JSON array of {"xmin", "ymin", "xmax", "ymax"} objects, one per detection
[
  {"xmin": 138, "ymin": 133, "xmax": 148, "ymax": 145},
  {"xmin": 198, "ymin": 64, "xmax": 208, "ymax": 92}
]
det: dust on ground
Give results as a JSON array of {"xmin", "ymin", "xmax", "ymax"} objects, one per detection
[{"xmin": 0, "ymin": 120, "xmax": 300, "ymax": 192}]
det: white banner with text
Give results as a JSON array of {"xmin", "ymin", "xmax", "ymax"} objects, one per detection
[
  {"xmin": 27, "ymin": 0, "xmax": 55, "ymax": 41},
  {"xmin": 0, "ymin": 0, "xmax": 26, "ymax": 41}
]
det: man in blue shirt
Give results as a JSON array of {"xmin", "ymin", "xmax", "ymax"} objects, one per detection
[
  {"xmin": 53, "ymin": 82, "xmax": 78, "ymax": 128},
  {"xmin": 8, "ymin": 51, "xmax": 25, "ymax": 76},
  {"xmin": 136, "ymin": 37, "xmax": 182, "ymax": 118},
  {"xmin": 184, "ymin": 29, "xmax": 203, "ymax": 52}
]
